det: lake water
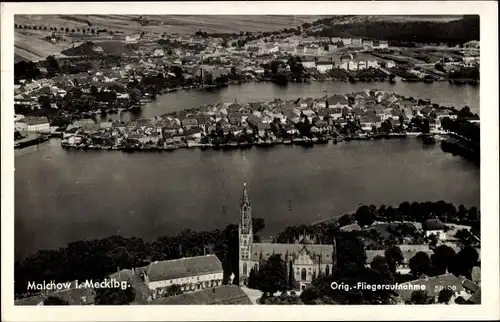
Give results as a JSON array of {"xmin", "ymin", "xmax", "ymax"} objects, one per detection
[
  {"xmin": 97, "ymin": 81, "xmax": 480, "ymax": 123},
  {"xmin": 15, "ymin": 137, "xmax": 480, "ymax": 261}
]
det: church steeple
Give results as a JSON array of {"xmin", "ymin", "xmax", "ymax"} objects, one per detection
[
  {"xmin": 238, "ymin": 179, "xmax": 253, "ymax": 286},
  {"xmin": 239, "ymin": 179, "xmax": 252, "ymax": 234},
  {"xmin": 241, "ymin": 179, "xmax": 250, "ymax": 208}
]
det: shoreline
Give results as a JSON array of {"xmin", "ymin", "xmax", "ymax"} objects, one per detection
[{"xmin": 59, "ymin": 133, "xmax": 419, "ymax": 152}]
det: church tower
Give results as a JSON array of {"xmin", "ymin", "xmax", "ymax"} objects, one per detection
[{"xmin": 238, "ymin": 180, "xmax": 253, "ymax": 286}]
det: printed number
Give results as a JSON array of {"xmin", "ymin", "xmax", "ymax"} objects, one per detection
[{"xmin": 435, "ymin": 285, "xmax": 456, "ymax": 292}]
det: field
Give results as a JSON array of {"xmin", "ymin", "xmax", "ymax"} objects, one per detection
[
  {"xmin": 14, "ymin": 15, "xmax": 323, "ymax": 61},
  {"xmin": 13, "ymin": 15, "xmax": 465, "ymax": 62}
]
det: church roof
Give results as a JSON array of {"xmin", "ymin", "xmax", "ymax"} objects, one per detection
[{"xmin": 250, "ymin": 243, "xmax": 334, "ymax": 264}]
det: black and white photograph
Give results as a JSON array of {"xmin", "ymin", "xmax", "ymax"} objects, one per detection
[{"xmin": 1, "ymin": 1, "xmax": 498, "ymax": 321}]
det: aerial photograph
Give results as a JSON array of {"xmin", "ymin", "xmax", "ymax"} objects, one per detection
[{"xmin": 12, "ymin": 14, "xmax": 480, "ymax": 306}]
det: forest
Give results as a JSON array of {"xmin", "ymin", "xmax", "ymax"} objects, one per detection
[{"xmin": 304, "ymin": 15, "xmax": 479, "ymax": 45}]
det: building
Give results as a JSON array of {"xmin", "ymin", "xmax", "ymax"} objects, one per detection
[
  {"xmin": 151, "ymin": 285, "xmax": 252, "ymax": 305},
  {"xmin": 152, "ymin": 49, "xmax": 165, "ymax": 57},
  {"xmin": 301, "ymin": 59, "xmax": 316, "ymax": 69},
  {"xmin": 384, "ymin": 60, "xmax": 396, "ymax": 69},
  {"xmin": 316, "ymin": 60, "xmax": 334, "ymax": 74},
  {"xmin": 362, "ymin": 40, "xmax": 374, "ymax": 48},
  {"xmin": 238, "ymin": 181, "xmax": 335, "ymax": 290},
  {"xmin": 348, "ymin": 61, "xmax": 358, "ymax": 71},
  {"xmin": 423, "ymin": 219, "xmax": 446, "ymax": 240},
  {"xmin": 379, "ymin": 40, "xmax": 389, "ymax": 49},
  {"xmin": 341, "ymin": 38, "xmax": 352, "ymax": 46},
  {"xmin": 24, "ymin": 116, "xmax": 50, "ymax": 133},
  {"xmin": 135, "ymin": 255, "xmax": 224, "ymax": 299},
  {"xmin": 352, "ymin": 38, "xmax": 362, "ymax": 46}
]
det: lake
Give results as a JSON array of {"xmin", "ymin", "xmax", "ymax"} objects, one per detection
[{"xmin": 15, "ymin": 137, "xmax": 480, "ymax": 261}]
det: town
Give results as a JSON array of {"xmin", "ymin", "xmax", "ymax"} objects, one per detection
[
  {"xmin": 14, "ymin": 17, "xmax": 480, "ymax": 152},
  {"xmin": 12, "ymin": 14, "xmax": 481, "ymax": 307}
]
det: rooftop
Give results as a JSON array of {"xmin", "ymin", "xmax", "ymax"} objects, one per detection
[
  {"xmin": 151, "ymin": 285, "xmax": 252, "ymax": 305},
  {"xmin": 137, "ymin": 254, "xmax": 223, "ymax": 282}
]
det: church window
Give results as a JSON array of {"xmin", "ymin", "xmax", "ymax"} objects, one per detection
[
  {"xmin": 243, "ymin": 240, "xmax": 247, "ymax": 246},
  {"xmin": 254, "ymin": 264, "xmax": 258, "ymax": 271},
  {"xmin": 325, "ymin": 265, "xmax": 330, "ymax": 276},
  {"xmin": 243, "ymin": 263, "xmax": 247, "ymax": 275},
  {"xmin": 301, "ymin": 268, "xmax": 307, "ymax": 281}
]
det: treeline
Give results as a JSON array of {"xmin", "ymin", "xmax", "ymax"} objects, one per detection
[
  {"xmin": 276, "ymin": 201, "xmax": 480, "ymax": 245},
  {"xmin": 14, "ymin": 23, "xmax": 106, "ymax": 35},
  {"xmin": 15, "ymin": 218, "xmax": 265, "ymax": 298},
  {"xmin": 441, "ymin": 117, "xmax": 480, "ymax": 144},
  {"xmin": 305, "ymin": 15, "xmax": 479, "ymax": 45}
]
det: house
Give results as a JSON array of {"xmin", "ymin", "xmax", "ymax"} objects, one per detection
[
  {"xmin": 384, "ymin": 60, "xmax": 396, "ymax": 69},
  {"xmin": 182, "ymin": 118, "xmax": 199, "ymax": 130},
  {"xmin": 423, "ymin": 219, "xmax": 446, "ymax": 240},
  {"xmin": 311, "ymin": 120, "xmax": 330, "ymax": 134},
  {"xmin": 328, "ymin": 108, "xmax": 343, "ymax": 120},
  {"xmin": 341, "ymin": 38, "xmax": 352, "ymax": 46},
  {"xmin": 379, "ymin": 40, "xmax": 389, "ymax": 49},
  {"xmin": 367, "ymin": 60, "xmax": 379, "ymax": 69},
  {"xmin": 358, "ymin": 61, "xmax": 367, "ymax": 70},
  {"xmin": 348, "ymin": 61, "xmax": 358, "ymax": 71},
  {"xmin": 362, "ymin": 40, "xmax": 374, "ymax": 48},
  {"xmin": 360, "ymin": 115, "xmax": 381, "ymax": 131},
  {"xmin": 301, "ymin": 59, "xmax": 316, "ymax": 69},
  {"xmin": 261, "ymin": 44, "xmax": 279, "ymax": 55},
  {"xmin": 294, "ymin": 45, "xmax": 305, "ymax": 55},
  {"xmin": 338, "ymin": 61, "xmax": 348, "ymax": 70},
  {"xmin": 24, "ymin": 116, "xmax": 50, "ymax": 133},
  {"xmin": 304, "ymin": 46, "xmax": 321, "ymax": 55},
  {"xmin": 257, "ymin": 122, "xmax": 271, "ymax": 137},
  {"xmin": 352, "ymin": 38, "xmax": 362, "ymax": 46},
  {"xmin": 316, "ymin": 60, "xmax": 334, "ymax": 74},
  {"xmin": 151, "ymin": 285, "xmax": 252, "ymax": 305},
  {"xmin": 135, "ymin": 255, "xmax": 224, "ymax": 298}
]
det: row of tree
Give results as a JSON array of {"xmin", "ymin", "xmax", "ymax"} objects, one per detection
[{"xmin": 303, "ymin": 16, "xmax": 479, "ymax": 45}]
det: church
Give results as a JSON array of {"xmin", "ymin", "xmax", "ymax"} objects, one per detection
[{"xmin": 238, "ymin": 181, "xmax": 336, "ymax": 289}]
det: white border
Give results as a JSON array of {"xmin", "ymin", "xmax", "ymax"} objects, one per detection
[{"xmin": 1, "ymin": 2, "xmax": 498, "ymax": 321}]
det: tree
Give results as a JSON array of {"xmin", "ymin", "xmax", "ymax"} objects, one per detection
[
  {"xmin": 354, "ymin": 205, "xmax": 375, "ymax": 227},
  {"xmin": 438, "ymin": 288, "xmax": 453, "ymax": 304},
  {"xmin": 409, "ymin": 251, "xmax": 432, "ymax": 277},
  {"xmin": 370, "ymin": 255, "xmax": 393, "ymax": 280},
  {"xmin": 428, "ymin": 233, "xmax": 438, "ymax": 247},
  {"xmin": 256, "ymin": 254, "xmax": 288, "ymax": 296},
  {"xmin": 165, "ymin": 284, "xmax": 182, "ymax": 296},
  {"xmin": 336, "ymin": 234, "xmax": 367, "ymax": 277},
  {"xmin": 247, "ymin": 267, "xmax": 258, "ymax": 289},
  {"xmin": 449, "ymin": 246, "xmax": 479, "ymax": 279},
  {"xmin": 408, "ymin": 290, "xmax": 432, "ymax": 304},
  {"xmin": 431, "ymin": 245, "xmax": 456, "ymax": 275},
  {"xmin": 384, "ymin": 246, "xmax": 404, "ymax": 276},
  {"xmin": 455, "ymin": 229, "xmax": 473, "ymax": 245},
  {"xmin": 288, "ymin": 261, "xmax": 296, "ymax": 289},
  {"xmin": 43, "ymin": 296, "xmax": 69, "ymax": 305},
  {"xmin": 46, "ymin": 55, "xmax": 60, "ymax": 76}
]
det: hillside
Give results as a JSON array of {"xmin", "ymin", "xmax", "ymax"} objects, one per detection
[{"xmin": 13, "ymin": 15, "xmax": 469, "ymax": 62}]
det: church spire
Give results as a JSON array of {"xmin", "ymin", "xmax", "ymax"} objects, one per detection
[{"xmin": 241, "ymin": 179, "xmax": 250, "ymax": 207}]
